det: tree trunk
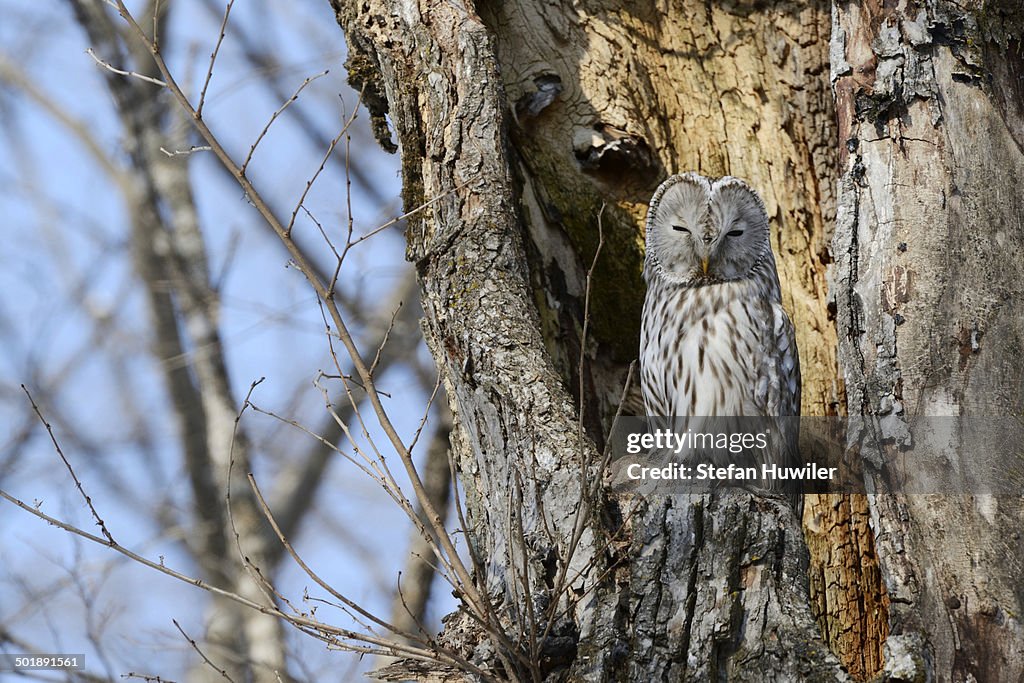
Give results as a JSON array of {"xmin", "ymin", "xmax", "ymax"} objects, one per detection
[
  {"xmin": 333, "ymin": 2, "xmax": 844, "ymax": 680},
  {"xmin": 831, "ymin": 1, "xmax": 1024, "ymax": 680},
  {"xmin": 332, "ymin": 0, "xmax": 1023, "ymax": 680}
]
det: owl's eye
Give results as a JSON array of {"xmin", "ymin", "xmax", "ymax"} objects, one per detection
[
  {"xmin": 672, "ymin": 225, "xmax": 690, "ymax": 234},
  {"xmin": 726, "ymin": 229, "xmax": 744, "ymax": 237}
]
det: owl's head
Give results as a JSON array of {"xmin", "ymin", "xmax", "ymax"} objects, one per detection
[{"xmin": 644, "ymin": 173, "xmax": 772, "ymax": 284}]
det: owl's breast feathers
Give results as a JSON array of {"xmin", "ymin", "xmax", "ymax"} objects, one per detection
[{"xmin": 640, "ymin": 263, "xmax": 800, "ymax": 420}]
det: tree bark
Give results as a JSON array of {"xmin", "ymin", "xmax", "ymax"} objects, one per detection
[
  {"xmin": 479, "ymin": 5, "xmax": 885, "ymax": 676},
  {"xmin": 332, "ymin": 1, "xmax": 858, "ymax": 680},
  {"xmin": 334, "ymin": 5, "xmax": 610, "ymax": 680},
  {"xmin": 831, "ymin": 1, "xmax": 1024, "ymax": 680}
]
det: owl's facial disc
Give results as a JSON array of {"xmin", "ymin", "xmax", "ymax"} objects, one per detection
[{"xmin": 646, "ymin": 174, "xmax": 771, "ymax": 284}]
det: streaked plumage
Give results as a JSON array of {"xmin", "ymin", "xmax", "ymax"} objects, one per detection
[{"xmin": 640, "ymin": 173, "xmax": 800, "ymax": 477}]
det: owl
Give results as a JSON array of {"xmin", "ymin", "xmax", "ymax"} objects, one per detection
[{"xmin": 639, "ymin": 173, "xmax": 800, "ymax": 480}]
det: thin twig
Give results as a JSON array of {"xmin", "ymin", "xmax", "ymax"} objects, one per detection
[
  {"xmin": 539, "ymin": 204, "xmax": 605, "ymax": 646},
  {"xmin": 241, "ymin": 70, "xmax": 329, "ymax": 175},
  {"xmin": 196, "ymin": 0, "xmax": 236, "ymax": 119},
  {"xmin": 562, "ymin": 364, "xmax": 639, "ymax": 597},
  {"xmin": 442, "ymin": 427, "xmax": 492, "ymax": 632},
  {"xmin": 600, "ymin": 362, "xmax": 637, "ymax": 477},
  {"xmin": 22, "ymin": 385, "xmax": 115, "ymax": 545},
  {"xmin": 152, "ymin": 0, "xmax": 163, "ymax": 48},
  {"xmin": 344, "ymin": 175, "xmax": 480, "ymax": 253},
  {"xmin": 247, "ymin": 403, "xmax": 387, "ymax": 487},
  {"xmin": 404, "ymin": 373, "xmax": 442, "ymax": 455},
  {"xmin": 303, "ymin": 206, "xmax": 342, "ymax": 293},
  {"xmin": 225, "ymin": 378, "xmax": 281, "ymax": 608},
  {"xmin": 543, "ymin": 363, "xmax": 640, "ymax": 630},
  {"xmin": 122, "ymin": 673, "xmax": 177, "ymax": 682},
  {"xmin": 286, "ymin": 127, "xmax": 347, "ymax": 236},
  {"xmin": 392, "ymin": 572, "xmax": 434, "ymax": 641},
  {"xmin": 85, "ymin": 48, "xmax": 167, "ymax": 87},
  {"xmin": 172, "ymin": 619, "xmax": 235, "ymax": 682},
  {"xmin": 511, "ymin": 472, "xmax": 540, "ymax": 682},
  {"xmin": 159, "ymin": 145, "xmax": 212, "ymax": 157},
  {"xmin": 344, "ymin": 128, "xmax": 354, "ymax": 243}
]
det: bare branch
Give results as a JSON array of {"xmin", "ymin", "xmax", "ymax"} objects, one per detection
[
  {"xmin": 241, "ymin": 70, "xmax": 329, "ymax": 175},
  {"xmin": 196, "ymin": 0, "xmax": 236, "ymax": 119},
  {"xmin": 85, "ymin": 47, "xmax": 167, "ymax": 87},
  {"xmin": 159, "ymin": 145, "xmax": 212, "ymax": 157},
  {"xmin": 173, "ymin": 619, "xmax": 236, "ymax": 682},
  {"xmin": 0, "ymin": 487, "xmax": 491, "ymax": 674},
  {"xmin": 21, "ymin": 385, "xmax": 115, "ymax": 545}
]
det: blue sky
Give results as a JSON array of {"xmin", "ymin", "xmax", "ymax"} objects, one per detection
[{"xmin": 0, "ymin": 1, "xmax": 451, "ymax": 679}]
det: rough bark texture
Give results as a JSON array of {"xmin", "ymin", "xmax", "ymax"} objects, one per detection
[
  {"xmin": 831, "ymin": 1, "xmax": 1024, "ymax": 680},
  {"xmin": 477, "ymin": 5, "xmax": 885, "ymax": 676},
  {"xmin": 332, "ymin": 1, "xmax": 860, "ymax": 680},
  {"xmin": 803, "ymin": 493, "xmax": 889, "ymax": 680},
  {"xmin": 334, "ymin": 4, "xmax": 611, "ymax": 680}
]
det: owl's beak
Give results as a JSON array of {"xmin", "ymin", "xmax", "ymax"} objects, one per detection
[{"xmin": 701, "ymin": 258, "xmax": 709, "ymax": 275}]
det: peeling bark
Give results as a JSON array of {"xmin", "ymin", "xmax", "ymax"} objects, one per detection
[
  {"xmin": 803, "ymin": 493, "xmax": 888, "ymax": 680},
  {"xmin": 832, "ymin": 1, "xmax": 1024, "ymax": 680}
]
